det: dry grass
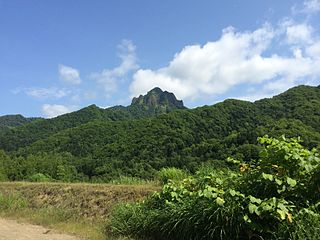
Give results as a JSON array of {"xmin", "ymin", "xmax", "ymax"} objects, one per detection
[{"xmin": 0, "ymin": 182, "xmax": 158, "ymax": 240}]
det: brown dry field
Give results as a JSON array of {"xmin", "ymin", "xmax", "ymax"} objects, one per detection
[
  {"xmin": 0, "ymin": 182, "xmax": 159, "ymax": 239},
  {"xmin": 0, "ymin": 181, "xmax": 158, "ymax": 219}
]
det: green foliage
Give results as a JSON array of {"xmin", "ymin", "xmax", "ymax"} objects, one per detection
[
  {"xmin": 56, "ymin": 165, "xmax": 78, "ymax": 182},
  {"xmin": 278, "ymin": 206, "xmax": 320, "ymax": 240},
  {"xmin": 108, "ymin": 176, "xmax": 152, "ymax": 185},
  {"xmin": 27, "ymin": 173, "xmax": 52, "ymax": 182},
  {"xmin": 0, "ymin": 193, "xmax": 28, "ymax": 210},
  {"xmin": 0, "ymin": 150, "xmax": 8, "ymax": 181},
  {"xmin": 0, "ymin": 88, "xmax": 185, "ymax": 152},
  {"xmin": 0, "ymin": 114, "xmax": 38, "ymax": 135},
  {"xmin": 0, "ymin": 85, "xmax": 319, "ymax": 181},
  {"xmin": 110, "ymin": 136, "xmax": 320, "ymax": 240},
  {"xmin": 157, "ymin": 167, "xmax": 188, "ymax": 184},
  {"xmin": 0, "ymin": 173, "xmax": 6, "ymax": 182}
]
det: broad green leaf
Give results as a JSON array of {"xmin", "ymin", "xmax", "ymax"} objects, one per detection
[
  {"xmin": 243, "ymin": 215, "xmax": 252, "ymax": 223},
  {"xmin": 262, "ymin": 204, "xmax": 272, "ymax": 212},
  {"xmin": 216, "ymin": 178, "xmax": 223, "ymax": 184},
  {"xmin": 229, "ymin": 189, "xmax": 236, "ymax": 196},
  {"xmin": 277, "ymin": 209, "xmax": 286, "ymax": 220},
  {"xmin": 249, "ymin": 196, "xmax": 262, "ymax": 204},
  {"xmin": 170, "ymin": 192, "xmax": 178, "ymax": 199},
  {"xmin": 249, "ymin": 203, "xmax": 257, "ymax": 214},
  {"xmin": 262, "ymin": 173, "xmax": 274, "ymax": 181},
  {"xmin": 286, "ymin": 177, "xmax": 297, "ymax": 187},
  {"xmin": 275, "ymin": 178, "xmax": 283, "ymax": 185},
  {"xmin": 216, "ymin": 197, "xmax": 225, "ymax": 206}
]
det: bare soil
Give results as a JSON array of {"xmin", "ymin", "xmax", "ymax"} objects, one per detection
[{"xmin": 0, "ymin": 218, "xmax": 79, "ymax": 240}]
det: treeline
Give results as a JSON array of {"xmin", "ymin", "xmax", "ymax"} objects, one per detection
[
  {"xmin": 0, "ymin": 114, "xmax": 38, "ymax": 134},
  {"xmin": 0, "ymin": 85, "xmax": 319, "ymax": 182}
]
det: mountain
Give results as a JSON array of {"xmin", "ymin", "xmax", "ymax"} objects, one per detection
[
  {"xmin": 0, "ymin": 115, "xmax": 40, "ymax": 134},
  {"xmin": 0, "ymin": 88, "xmax": 186, "ymax": 151},
  {"xmin": 0, "ymin": 114, "xmax": 36, "ymax": 127},
  {"xmin": 256, "ymin": 85, "xmax": 320, "ymax": 132},
  {"xmin": 0, "ymin": 85, "xmax": 319, "ymax": 181},
  {"xmin": 131, "ymin": 87, "xmax": 186, "ymax": 111}
]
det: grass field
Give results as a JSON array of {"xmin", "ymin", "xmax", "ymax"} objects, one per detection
[{"xmin": 0, "ymin": 182, "xmax": 158, "ymax": 240}]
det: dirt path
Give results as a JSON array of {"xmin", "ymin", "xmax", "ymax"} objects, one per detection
[{"xmin": 0, "ymin": 218, "xmax": 79, "ymax": 240}]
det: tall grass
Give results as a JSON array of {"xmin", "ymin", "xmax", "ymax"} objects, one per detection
[
  {"xmin": 109, "ymin": 175, "xmax": 154, "ymax": 185},
  {"xmin": 156, "ymin": 167, "xmax": 188, "ymax": 184},
  {"xmin": 0, "ymin": 192, "xmax": 28, "ymax": 210}
]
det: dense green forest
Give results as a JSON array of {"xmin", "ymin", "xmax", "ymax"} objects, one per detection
[
  {"xmin": 0, "ymin": 85, "xmax": 319, "ymax": 182},
  {"xmin": 0, "ymin": 114, "xmax": 39, "ymax": 134}
]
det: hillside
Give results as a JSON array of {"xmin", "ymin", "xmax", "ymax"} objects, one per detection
[
  {"xmin": 0, "ymin": 88, "xmax": 186, "ymax": 152},
  {"xmin": 0, "ymin": 115, "xmax": 39, "ymax": 134},
  {"xmin": 0, "ymin": 85, "xmax": 319, "ymax": 181}
]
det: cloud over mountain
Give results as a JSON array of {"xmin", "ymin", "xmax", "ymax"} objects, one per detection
[{"xmin": 130, "ymin": 20, "xmax": 320, "ymax": 101}]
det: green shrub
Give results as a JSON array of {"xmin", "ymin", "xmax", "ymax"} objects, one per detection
[
  {"xmin": 110, "ymin": 136, "xmax": 320, "ymax": 240},
  {"xmin": 0, "ymin": 172, "xmax": 7, "ymax": 182},
  {"xmin": 27, "ymin": 173, "xmax": 53, "ymax": 182},
  {"xmin": 157, "ymin": 167, "xmax": 188, "ymax": 184}
]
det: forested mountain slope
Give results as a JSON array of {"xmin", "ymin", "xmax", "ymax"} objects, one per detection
[
  {"xmin": 0, "ymin": 114, "xmax": 39, "ymax": 134},
  {"xmin": 256, "ymin": 85, "xmax": 320, "ymax": 131},
  {"xmin": 0, "ymin": 88, "xmax": 186, "ymax": 151},
  {"xmin": 0, "ymin": 85, "xmax": 318, "ymax": 181}
]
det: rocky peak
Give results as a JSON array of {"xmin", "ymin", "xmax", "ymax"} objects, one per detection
[{"xmin": 131, "ymin": 87, "xmax": 186, "ymax": 111}]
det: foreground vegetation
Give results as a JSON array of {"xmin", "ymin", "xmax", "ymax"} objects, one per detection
[
  {"xmin": 0, "ymin": 85, "xmax": 319, "ymax": 239},
  {"xmin": 0, "ymin": 182, "xmax": 157, "ymax": 240},
  {"xmin": 0, "ymin": 136, "xmax": 319, "ymax": 239},
  {"xmin": 110, "ymin": 136, "xmax": 320, "ymax": 240}
]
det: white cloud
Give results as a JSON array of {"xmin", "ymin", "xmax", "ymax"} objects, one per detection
[
  {"xmin": 59, "ymin": 64, "xmax": 82, "ymax": 85},
  {"xmin": 25, "ymin": 87, "xmax": 70, "ymax": 99},
  {"xmin": 292, "ymin": 0, "xmax": 320, "ymax": 14},
  {"xmin": 284, "ymin": 22, "xmax": 313, "ymax": 45},
  {"xmin": 306, "ymin": 41, "xmax": 320, "ymax": 58},
  {"xmin": 130, "ymin": 24, "xmax": 320, "ymax": 100},
  {"xmin": 303, "ymin": 0, "xmax": 320, "ymax": 13},
  {"xmin": 42, "ymin": 104, "xmax": 74, "ymax": 118},
  {"xmin": 91, "ymin": 39, "xmax": 139, "ymax": 93},
  {"xmin": 234, "ymin": 92, "xmax": 274, "ymax": 102}
]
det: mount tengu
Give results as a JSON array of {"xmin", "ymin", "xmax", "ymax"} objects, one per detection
[{"xmin": 0, "ymin": 85, "xmax": 319, "ymax": 180}]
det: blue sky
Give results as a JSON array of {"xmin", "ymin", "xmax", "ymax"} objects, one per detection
[{"xmin": 1, "ymin": 0, "xmax": 320, "ymax": 118}]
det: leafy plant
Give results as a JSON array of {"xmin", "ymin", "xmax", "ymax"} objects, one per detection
[
  {"xmin": 110, "ymin": 136, "xmax": 320, "ymax": 240},
  {"xmin": 27, "ymin": 173, "xmax": 52, "ymax": 182}
]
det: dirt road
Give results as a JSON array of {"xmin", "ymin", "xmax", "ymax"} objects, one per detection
[{"xmin": 0, "ymin": 218, "xmax": 79, "ymax": 240}]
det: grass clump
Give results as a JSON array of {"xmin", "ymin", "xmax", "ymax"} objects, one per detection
[
  {"xmin": 0, "ymin": 192, "xmax": 28, "ymax": 210},
  {"xmin": 110, "ymin": 136, "xmax": 320, "ymax": 240},
  {"xmin": 156, "ymin": 167, "xmax": 188, "ymax": 184},
  {"xmin": 109, "ymin": 175, "xmax": 153, "ymax": 185}
]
